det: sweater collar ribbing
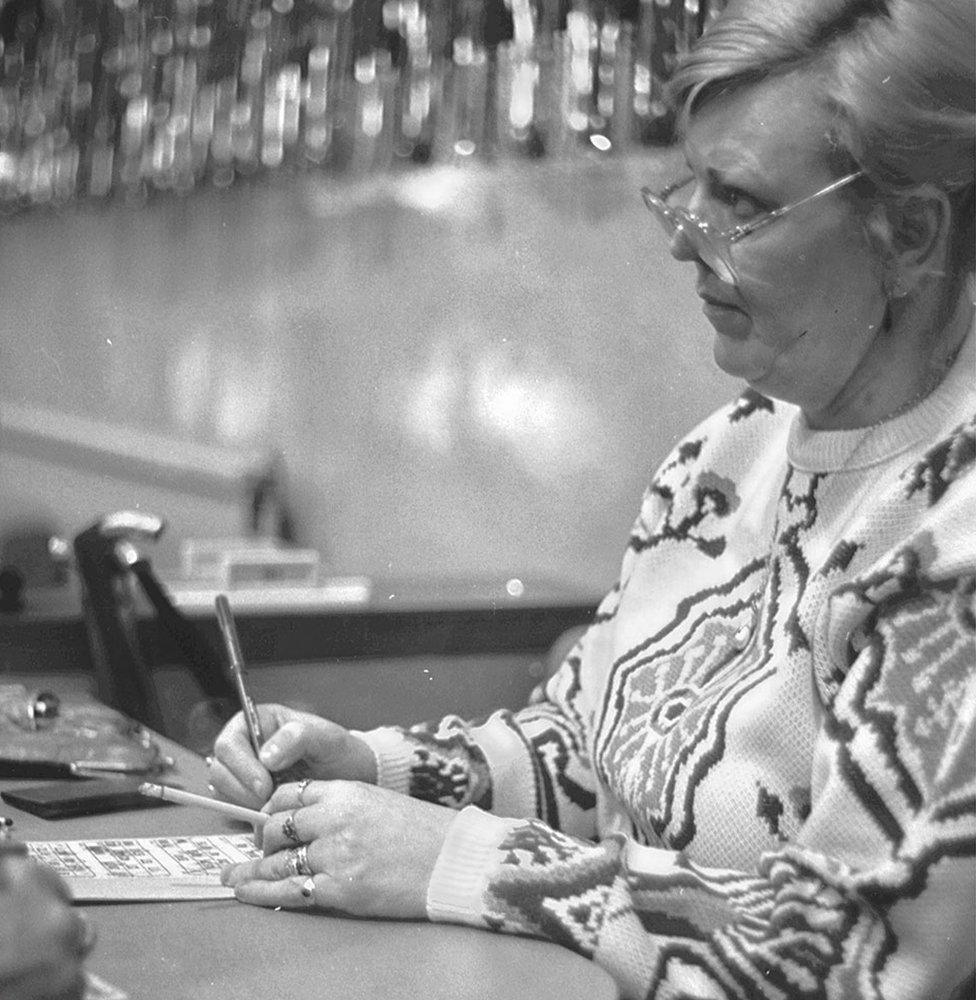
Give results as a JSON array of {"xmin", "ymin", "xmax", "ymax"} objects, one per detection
[{"xmin": 786, "ymin": 323, "xmax": 975, "ymax": 474}]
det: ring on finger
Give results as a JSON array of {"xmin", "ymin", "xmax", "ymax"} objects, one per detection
[
  {"xmin": 295, "ymin": 844, "xmax": 313, "ymax": 877},
  {"xmin": 296, "ymin": 778, "xmax": 312, "ymax": 802},
  {"xmin": 284, "ymin": 848, "xmax": 301, "ymax": 878},
  {"xmin": 285, "ymin": 844, "xmax": 313, "ymax": 878},
  {"xmin": 300, "ymin": 876, "xmax": 316, "ymax": 899},
  {"xmin": 282, "ymin": 810, "xmax": 301, "ymax": 844}
]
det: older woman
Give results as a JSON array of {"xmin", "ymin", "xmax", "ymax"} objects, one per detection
[{"xmin": 211, "ymin": 0, "xmax": 975, "ymax": 997}]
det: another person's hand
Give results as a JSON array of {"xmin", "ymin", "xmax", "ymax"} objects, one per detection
[
  {"xmin": 0, "ymin": 856, "xmax": 95, "ymax": 1000},
  {"xmin": 221, "ymin": 780, "xmax": 455, "ymax": 919},
  {"xmin": 210, "ymin": 704, "xmax": 377, "ymax": 808}
]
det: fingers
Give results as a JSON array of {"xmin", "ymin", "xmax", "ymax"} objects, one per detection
[
  {"xmin": 234, "ymin": 874, "xmax": 322, "ymax": 910},
  {"xmin": 260, "ymin": 802, "xmax": 328, "ymax": 855},
  {"xmin": 209, "ymin": 710, "xmax": 275, "ymax": 807},
  {"xmin": 221, "ymin": 838, "xmax": 327, "ymax": 912},
  {"xmin": 256, "ymin": 720, "xmax": 307, "ymax": 772},
  {"xmin": 258, "ymin": 779, "xmax": 365, "ymax": 851},
  {"xmin": 222, "ymin": 840, "xmax": 321, "ymax": 885},
  {"xmin": 210, "ymin": 708, "xmax": 321, "ymax": 808},
  {"xmin": 207, "ymin": 753, "xmax": 270, "ymax": 810},
  {"xmin": 261, "ymin": 778, "xmax": 322, "ymax": 816}
]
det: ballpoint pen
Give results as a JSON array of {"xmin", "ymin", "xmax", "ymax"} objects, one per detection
[
  {"xmin": 213, "ymin": 594, "xmax": 309, "ymax": 787},
  {"xmin": 214, "ymin": 594, "xmax": 265, "ymax": 757}
]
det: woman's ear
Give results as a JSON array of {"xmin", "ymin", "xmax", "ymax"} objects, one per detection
[{"xmin": 869, "ymin": 185, "xmax": 951, "ymax": 298}]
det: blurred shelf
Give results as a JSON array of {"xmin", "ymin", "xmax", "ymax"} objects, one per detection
[{"xmin": 0, "ymin": 575, "xmax": 599, "ymax": 674}]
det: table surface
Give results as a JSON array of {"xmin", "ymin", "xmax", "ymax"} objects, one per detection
[{"xmin": 3, "ymin": 736, "xmax": 620, "ymax": 1000}]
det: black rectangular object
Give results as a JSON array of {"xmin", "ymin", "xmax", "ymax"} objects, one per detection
[
  {"xmin": 0, "ymin": 759, "xmax": 79, "ymax": 780},
  {"xmin": 1, "ymin": 778, "xmax": 176, "ymax": 819}
]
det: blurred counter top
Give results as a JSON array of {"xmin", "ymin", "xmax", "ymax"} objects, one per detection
[{"xmin": 0, "ymin": 575, "xmax": 601, "ymax": 672}]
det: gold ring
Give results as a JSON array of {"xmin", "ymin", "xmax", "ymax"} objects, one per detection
[
  {"xmin": 300, "ymin": 877, "xmax": 315, "ymax": 899},
  {"xmin": 282, "ymin": 811, "xmax": 301, "ymax": 844}
]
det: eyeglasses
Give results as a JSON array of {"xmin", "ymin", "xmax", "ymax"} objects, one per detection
[{"xmin": 640, "ymin": 169, "xmax": 864, "ymax": 285}]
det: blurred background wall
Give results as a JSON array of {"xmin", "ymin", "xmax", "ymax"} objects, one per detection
[{"xmin": 0, "ymin": 150, "xmax": 732, "ymax": 600}]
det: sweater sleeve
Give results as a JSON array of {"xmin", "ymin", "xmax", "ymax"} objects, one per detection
[
  {"xmin": 356, "ymin": 617, "xmax": 602, "ymax": 840},
  {"xmin": 424, "ymin": 570, "xmax": 976, "ymax": 1000}
]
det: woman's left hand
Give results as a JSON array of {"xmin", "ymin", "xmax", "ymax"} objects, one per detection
[{"xmin": 221, "ymin": 780, "xmax": 456, "ymax": 919}]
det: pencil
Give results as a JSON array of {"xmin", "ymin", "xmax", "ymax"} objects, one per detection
[{"xmin": 138, "ymin": 783, "xmax": 267, "ymax": 827}]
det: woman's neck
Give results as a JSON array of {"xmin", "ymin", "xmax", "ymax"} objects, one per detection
[
  {"xmin": 806, "ymin": 276, "xmax": 974, "ymax": 431},
  {"xmin": 904, "ymin": 275, "xmax": 975, "ymax": 398}
]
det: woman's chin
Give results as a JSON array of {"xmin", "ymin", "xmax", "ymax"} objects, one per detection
[
  {"xmin": 713, "ymin": 343, "xmax": 798, "ymax": 404},
  {"xmin": 711, "ymin": 334, "xmax": 759, "ymax": 381}
]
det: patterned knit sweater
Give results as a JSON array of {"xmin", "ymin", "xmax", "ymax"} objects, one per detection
[{"xmin": 360, "ymin": 329, "xmax": 976, "ymax": 1000}]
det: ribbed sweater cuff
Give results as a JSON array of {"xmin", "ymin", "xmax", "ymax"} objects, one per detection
[
  {"xmin": 352, "ymin": 727, "xmax": 413, "ymax": 795},
  {"xmin": 426, "ymin": 805, "xmax": 522, "ymax": 925}
]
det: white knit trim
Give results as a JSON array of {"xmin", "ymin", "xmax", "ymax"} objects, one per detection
[
  {"xmin": 622, "ymin": 838, "xmax": 683, "ymax": 876},
  {"xmin": 353, "ymin": 727, "xmax": 413, "ymax": 795},
  {"xmin": 469, "ymin": 713, "xmax": 540, "ymax": 818},
  {"xmin": 426, "ymin": 805, "xmax": 521, "ymax": 924}
]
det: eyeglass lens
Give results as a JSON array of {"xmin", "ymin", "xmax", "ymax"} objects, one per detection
[
  {"xmin": 670, "ymin": 217, "xmax": 737, "ymax": 284},
  {"xmin": 646, "ymin": 183, "xmax": 737, "ymax": 284}
]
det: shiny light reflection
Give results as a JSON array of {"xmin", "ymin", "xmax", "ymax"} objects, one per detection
[
  {"xmin": 394, "ymin": 164, "xmax": 483, "ymax": 217},
  {"xmin": 405, "ymin": 348, "xmax": 462, "ymax": 453},
  {"xmin": 509, "ymin": 59, "xmax": 538, "ymax": 130},
  {"xmin": 168, "ymin": 327, "xmax": 214, "ymax": 433},
  {"xmin": 214, "ymin": 356, "xmax": 272, "ymax": 443},
  {"xmin": 404, "ymin": 338, "xmax": 601, "ymax": 481}
]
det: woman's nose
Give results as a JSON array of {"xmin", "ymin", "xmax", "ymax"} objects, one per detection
[{"xmin": 668, "ymin": 222, "xmax": 699, "ymax": 263}]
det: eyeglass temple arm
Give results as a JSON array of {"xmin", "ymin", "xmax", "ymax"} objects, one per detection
[{"xmin": 735, "ymin": 170, "xmax": 865, "ymax": 238}]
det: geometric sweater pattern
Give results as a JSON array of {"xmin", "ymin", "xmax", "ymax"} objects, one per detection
[{"xmin": 360, "ymin": 330, "xmax": 976, "ymax": 1000}]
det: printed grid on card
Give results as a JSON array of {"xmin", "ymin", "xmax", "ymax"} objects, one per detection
[{"xmin": 28, "ymin": 834, "xmax": 262, "ymax": 879}]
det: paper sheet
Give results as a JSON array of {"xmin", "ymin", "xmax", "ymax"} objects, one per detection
[{"xmin": 27, "ymin": 834, "xmax": 262, "ymax": 901}]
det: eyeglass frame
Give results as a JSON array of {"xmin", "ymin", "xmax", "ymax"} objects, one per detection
[{"xmin": 640, "ymin": 169, "xmax": 865, "ymax": 285}]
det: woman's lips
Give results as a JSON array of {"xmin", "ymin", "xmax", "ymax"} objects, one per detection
[
  {"xmin": 697, "ymin": 285, "xmax": 742, "ymax": 310},
  {"xmin": 700, "ymin": 296, "xmax": 750, "ymax": 336},
  {"xmin": 701, "ymin": 297, "xmax": 742, "ymax": 313}
]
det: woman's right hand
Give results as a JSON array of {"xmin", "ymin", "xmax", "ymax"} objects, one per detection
[{"xmin": 209, "ymin": 704, "xmax": 377, "ymax": 808}]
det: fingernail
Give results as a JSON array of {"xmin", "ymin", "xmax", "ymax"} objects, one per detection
[
  {"xmin": 259, "ymin": 742, "xmax": 279, "ymax": 765},
  {"xmin": 220, "ymin": 866, "xmax": 237, "ymax": 886}
]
